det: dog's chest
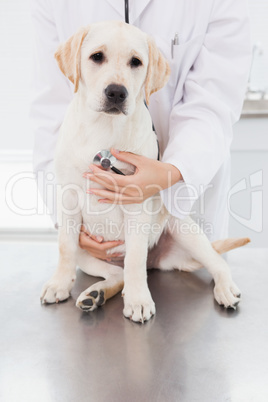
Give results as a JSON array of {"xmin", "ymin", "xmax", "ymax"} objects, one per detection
[
  {"xmin": 57, "ymin": 132, "xmax": 135, "ymax": 177},
  {"xmin": 55, "ymin": 104, "xmax": 159, "ymax": 242},
  {"xmin": 56, "ymin": 134, "xmax": 136, "ymax": 242}
]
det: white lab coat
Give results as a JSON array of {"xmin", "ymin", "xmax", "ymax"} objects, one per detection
[{"xmin": 30, "ymin": 0, "xmax": 251, "ymax": 240}]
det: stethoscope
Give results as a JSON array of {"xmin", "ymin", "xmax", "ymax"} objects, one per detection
[
  {"xmin": 93, "ymin": 150, "xmax": 125, "ymax": 175},
  {"xmin": 125, "ymin": 0, "xmax": 129, "ymax": 24}
]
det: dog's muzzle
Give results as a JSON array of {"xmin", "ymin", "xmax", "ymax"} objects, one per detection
[{"xmin": 104, "ymin": 84, "xmax": 128, "ymax": 114}]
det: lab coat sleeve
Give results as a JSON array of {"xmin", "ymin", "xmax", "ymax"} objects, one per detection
[
  {"xmin": 30, "ymin": 0, "xmax": 73, "ymax": 225},
  {"xmin": 161, "ymin": 0, "xmax": 251, "ymax": 219}
]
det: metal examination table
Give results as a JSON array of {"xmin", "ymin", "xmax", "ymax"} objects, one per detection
[{"xmin": 0, "ymin": 242, "xmax": 268, "ymax": 402}]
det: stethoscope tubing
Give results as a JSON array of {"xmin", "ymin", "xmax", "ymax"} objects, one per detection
[
  {"xmin": 125, "ymin": 0, "xmax": 129, "ymax": 24},
  {"xmin": 111, "ymin": 166, "xmax": 125, "ymax": 175}
]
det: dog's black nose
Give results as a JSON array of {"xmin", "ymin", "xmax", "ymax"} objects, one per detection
[{"xmin": 105, "ymin": 84, "xmax": 128, "ymax": 104}]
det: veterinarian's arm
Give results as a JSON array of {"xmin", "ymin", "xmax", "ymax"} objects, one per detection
[
  {"xmin": 30, "ymin": 0, "xmax": 73, "ymax": 225},
  {"xmin": 159, "ymin": 0, "xmax": 251, "ymax": 217}
]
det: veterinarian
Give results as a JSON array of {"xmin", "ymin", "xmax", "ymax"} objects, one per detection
[{"xmin": 30, "ymin": 0, "xmax": 251, "ymax": 261}]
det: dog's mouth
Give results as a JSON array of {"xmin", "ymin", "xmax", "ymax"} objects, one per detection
[
  {"xmin": 102, "ymin": 106, "xmax": 127, "ymax": 115},
  {"xmin": 105, "ymin": 107, "xmax": 122, "ymax": 115},
  {"xmin": 102, "ymin": 103, "xmax": 127, "ymax": 115}
]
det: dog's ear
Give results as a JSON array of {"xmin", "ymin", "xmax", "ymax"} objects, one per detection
[
  {"xmin": 55, "ymin": 26, "xmax": 88, "ymax": 92},
  {"xmin": 145, "ymin": 37, "xmax": 170, "ymax": 104}
]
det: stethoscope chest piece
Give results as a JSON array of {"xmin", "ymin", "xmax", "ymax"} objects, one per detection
[
  {"xmin": 93, "ymin": 150, "xmax": 125, "ymax": 175},
  {"xmin": 93, "ymin": 150, "xmax": 116, "ymax": 169}
]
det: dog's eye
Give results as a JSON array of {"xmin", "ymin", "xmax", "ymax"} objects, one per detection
[
  {"xmin": 90, "ymin": 52, "xmax": 104, "ymax": 63},
  {"xmin": 130, "ymin": 57, "xmax": 142, "ymax": 68}
]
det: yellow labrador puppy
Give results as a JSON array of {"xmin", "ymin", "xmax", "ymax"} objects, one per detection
[{"xmin": 41, "ymin": 21, "xmax": 249, "ymax": 323}]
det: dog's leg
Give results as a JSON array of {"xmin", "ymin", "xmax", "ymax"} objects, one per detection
[
  {"xmin": 122, "ymin": 206, "xmax": 156, "ymax": 323},
  {"xmin": 76, "ymin": 251, "xmax": 124, "ymax": 311},
  {"xmin": 155, "ymin": 232, "xmax": 250, "ymax": 273},
  {"xmin": 40, "ymin": 190, "xmax": 81, "ymax": 304},
  {"xmin": 166, "ymin": 216, "xmax": 241, "ymax": 309}
]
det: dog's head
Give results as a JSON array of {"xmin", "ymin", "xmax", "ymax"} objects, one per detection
[{"xmin": 55, "ymin": 21, "xmax": 170, "ymax": 116}]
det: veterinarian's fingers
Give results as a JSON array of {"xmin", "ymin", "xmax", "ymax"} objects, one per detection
[
  {"xmin": 79, "ymin": 232, "xmax": 95, "ymax": 249},
  {"xmin": 80, "ymin": 225, "xmax": 103, "ymax": 243},
  {"xmin": 110, "ymin": 148, "xmax": 142, "ymax": 167},
  {"xmin": 79, "ymin": 233, "xmax": 105, "ymax": 252},
  {"xmin": 80, "ymin": 227, "xmax": 103, "ymax": 243},
  {"xmin": 89, "ymin": 233, "xmax": 104, "ymax": 243},
  {"xmin": 79, "ymin": 234, "xmax": 124, "ymax": 260},
  {"xmin": 87, "ymin": 188, "xmax": 143, "ymax": 203},
  {"xmin": 98, "ymin": 197, "xmax": 143, "ymax": 204},
  {"xmin": 87, "ymin": 164, "xmax": 113, "ymax": 175},
  {"xmin": 80, "ymin": 224, "xmax": 89, "ymax": 235},
  {"xmin": 87, "ymin": 174, "xmax": 142, "ymax": 195},
  {"xmin": 98, "ymin": 240, "xmax": 124, "ymax": 251},
  {"xmin": 86, "ymin": 165, "xmax": 131, "ymax": 189},
  {"xmin": 87, "ymin": 188, "xmax": 121, "ymax": 201},
  {"xmin": 80, "ymin": 234, "xmax": 123, "ymax": 251},
  {"xmin": 97, "ymin": 249, "xmax": 124, "ymax": 262},
  {"xmin": 86, "ymin": 172, "xmax": 122, "ymax": 192}
]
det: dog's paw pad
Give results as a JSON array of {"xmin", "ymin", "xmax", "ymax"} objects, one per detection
[
  {"xmin": 89, "ymin": 290, "xmax": 98, "ymax": 298},
  {"xmin": 96, "ymin": 290, "xmax": 105, "ymax": 306},
  {"xmin": 82, "ymin": 298, "xmax": 93, "ymax": 307},
  {"xmin": 76, "ymin": 289, "xmax": 105, "ymax": 312}
]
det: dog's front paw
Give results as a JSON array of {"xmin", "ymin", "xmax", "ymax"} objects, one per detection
[
  {"xmin": 122, "ymin": 285, "xmax": 156, "ymax": 323},
  {"xmin": 214, "ymin": 277, "xmax": 241, "ymax": 309},
  {"xmin": 40, "ymin": 273, "xmax": 76, "ymax": 304}
]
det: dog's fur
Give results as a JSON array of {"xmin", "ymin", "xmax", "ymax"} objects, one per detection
[{"xmin": 41, "ymin": 21, "xmax": 250, "ymax": 323}]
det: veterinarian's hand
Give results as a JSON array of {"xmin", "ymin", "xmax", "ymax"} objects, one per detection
[
  {"xmin": 79, "ymin": 225, "xmax": 124, "ymax": 261},
  {"xmin": 83, "ymin": 148, "xmax": 182, "ymax": 204}
]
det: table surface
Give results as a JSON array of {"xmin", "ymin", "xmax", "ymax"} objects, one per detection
[{"xmin": 0, "ymin": 242, "xmax": 267, "ymax": 402}]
